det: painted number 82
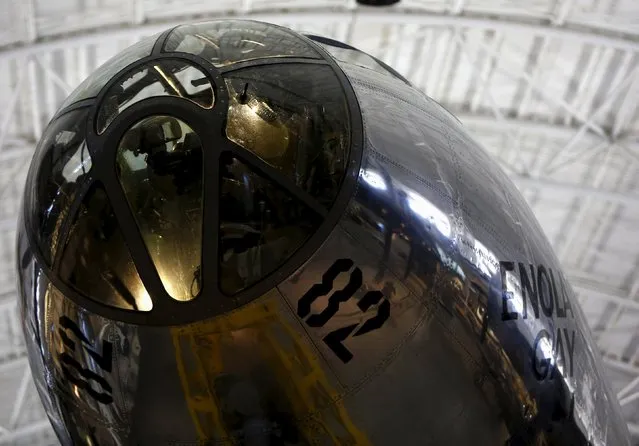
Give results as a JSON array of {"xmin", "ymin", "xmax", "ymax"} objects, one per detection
[
  {"xmin": 56, "ymin": 316, "xmax": 114, "ymax": 404},
  {"xmin": 297, "ymin": 259, "xmax": 391, "ymax": 363}
]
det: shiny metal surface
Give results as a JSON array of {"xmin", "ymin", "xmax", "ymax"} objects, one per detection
[
  {"xmin": 323, "ymin": 62, "xmax": 630, "ymax": 445},
  {"xmin": 17, "ymin": 20, "xmax": 630, "ymax": 446}
]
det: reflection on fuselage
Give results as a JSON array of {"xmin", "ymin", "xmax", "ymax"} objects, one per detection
[{"xmin": 344, "ymin": 165, "xmax": 590, "ymax": 445}]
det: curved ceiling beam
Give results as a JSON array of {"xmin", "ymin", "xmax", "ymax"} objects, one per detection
[
  {"xmin": 511, "ymin": 175, "xmax": 639, "ymax": 206},
  {"xmin": 457, "ymin": 114, "xmax": 609, "ymax": 144},
  {"xmin": 0, "ymin": 9, "xmax": 637, "ymax": 61}
]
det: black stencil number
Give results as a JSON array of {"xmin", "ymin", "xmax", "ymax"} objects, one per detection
[
  {"xmin": 297, "ymin": 259, "xmax": 391, "ymax": 363},
  {"xmin": 56, "ymin": 316, "xmax": 114, "ymax": 404}
]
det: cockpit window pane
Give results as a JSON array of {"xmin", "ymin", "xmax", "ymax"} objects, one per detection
[
  {"xmin": 60, "ymin": 35, "xmax": 159, "ymax": 110},
  {"xmin": 163, "ymin": 20, "xmax": 321, "ymax": 66},
  {"xmin": 97, "ymin": 59, "xmax": 214, "ymax": 134},
  {"xmin": 224, "ymin": 64, "xmax": 350, "ymax": 208},
  {"xmin": 59, "ymin": 182, "xmax": 152, "ymax": 311},
  {"xmin": 28, "ymin": 108, "xmax": 92, "ymax": 266},
  {"xmin": 219, "ymin": 153, "xmax": 321, "ymax": 295},
  {"xmin": 116, "ymin": 116, "xmax": 203, "ymax": 302}
]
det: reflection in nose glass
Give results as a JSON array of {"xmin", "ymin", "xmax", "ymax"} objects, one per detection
[
  {"xmin": 222, "ymin": 63, "xmax": 351, "ymax": 209},
  {"xmin": 96, "ymin": 59, "xmax": 214, "ymax": 134},
  {"xmin": 162, "ymin": 21, "xmax": 321, "ymax": 67},
  {"xmin": 58, "ymin": 182, "xmax": 153, "ymax": 311},
  {"xmin": 218, "ymin": 153, "xmax": 320, "ymax": 295},
  {"xmin": 116, "ymin": 115, "xmax": 204, "ymax": 301},
  {"xmin": 226, "ymin": 82, "xmax": 291, "ymax": 162}
]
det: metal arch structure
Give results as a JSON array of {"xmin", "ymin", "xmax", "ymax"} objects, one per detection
[{"xmin": 0, "ymin": 0, "xmax": 638, "ymax": 443}]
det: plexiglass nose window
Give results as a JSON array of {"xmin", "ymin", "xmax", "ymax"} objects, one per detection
[
  {"xmin": 97, "ymin": 59, "xmax": 215, "ymax": 134},
  {"xmin": 224, "ymin": 64, "xmax": 350, "ymax": 209},
  {"xmin": 163, "ymin": 20, "xmax": 321, "ymax": 66},
  {"xmin": 28, "ymin": 108, "xmax": 92, "ymax": 266},
  {"xmin": 116, "ymin": 116, "xmax": 204, "ymax": 301},
  {"xmin": 60, "ymin": 35, "xmax": 158, "ymax": 110},
  {"xmin": 59, "ymin": 181, "xmax": 152, "ymax": 311},
  {"xmin": 219, "ymin": 153, "xmax": 321, "ymax": 295}
]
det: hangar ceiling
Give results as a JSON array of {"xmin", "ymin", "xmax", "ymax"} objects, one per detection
[{"xmin": 0, "ymin": 0, "xmax": 637, "ymax": 444}]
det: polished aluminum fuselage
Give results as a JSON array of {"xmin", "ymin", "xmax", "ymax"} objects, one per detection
[{"xmin": 17, "ymin": 55, "xmax": 630, "ymax": 446}]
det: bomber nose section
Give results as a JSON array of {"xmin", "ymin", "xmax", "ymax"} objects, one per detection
[{"xmin": 16, "ymin": 19, "xmax": 631, "ymax": 446}]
